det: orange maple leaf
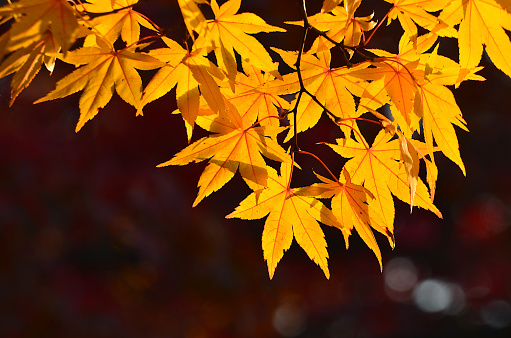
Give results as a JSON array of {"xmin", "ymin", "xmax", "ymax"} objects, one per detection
[{"xmin": 287, "ymin": 0, "xmax": 376, "ymax": 54}]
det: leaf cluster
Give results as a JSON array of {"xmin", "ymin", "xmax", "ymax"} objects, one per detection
[{"xmin": 0, "ymin": 0, "xmax": 510, "ymax": 279}]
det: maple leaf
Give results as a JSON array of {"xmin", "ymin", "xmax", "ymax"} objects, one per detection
[
  {"xmin": 351, "ymin": 41, "xmax": 475, "ymax": 175},
  {"xmin": 226, "ymin": 163, "xmax": 344, "ymax": 279},
  {"xmin": 325, "ymin": 130, "xmax": 442, "ymax": 249},
  {"xmin": 0, "ymin": 0, "xmax": 80, "ymax": 53},
  {"xmin": 0, "ymin": 30, "xmax": 59, "ymax": 105},
  {"xmin": 34, "ymin": 39, "xmax": 163, "ymax": 131},
  {"xmin": 439, "ymin": 0, "xmax": 511, "ymax": 78},
  {"xmin": 321, "ymin": 0, "xmax": 342, "ymax": 13},
  {"xmin": 220, "ymin": 62, "xmax": 289, "ymax": 130},
  {"xmin": 177, "ymin": 0, "xmax": 208, "ymax": 41},
  {"xmin": 350, "ymin": 58, "xmax": 422, "ymax": 137},
  {"xmin": 197, "ymin": 0, "xmax": 285, "ymax": 83},
  {"xmin": 157, "ymin": 100, "xmax": 291, "ymax": 207},
  {"xmin": 267, "ymin": 47, "xmax": 370, "ymax": 139},
  {"xmin": 138, "ymin": 36, "xmax": 226, "ymax": 141},
  {"xmin": 414, "ymin": 82, "xmax": 468, "ymax": 175},
  {"xmin": 385, "ymin": 0, "xmax": 457, "ymax": 40},
  {"xmin": 80, "ymin": 0, "xmax": 159, "ymax": 45},
  {"xmin": 296, "ymin": 169, "xmax": 389, "ymax": 270},
  {"xmin": 287, "ymin": 0, "xmax": 376, "ymax": 54}
]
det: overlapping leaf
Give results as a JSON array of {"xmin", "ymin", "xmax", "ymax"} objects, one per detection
[
  {"xmin": 325, "ymin": 130, "xmax": 442, "ymax": 256},
  {"xmin": 297, "ymin": 169, "xmax": 388, "ymax": 269},
  {"xmin": 267, "ymin": 47, "xmax": 370, "ymax": 139},
  {"xmin": 287, "ymin": 0, "xmax": 376, "ymax": 54},
  {"xmin": 138, "ymin": 36, "xmax": 225, "ymax": 140},
  {"xmin": 385, "ymin": 0, "xmax": 457, "ymax": 40},
  {"xmin": 0, "ymin": 0, "xmax": 491, "ymax": 278},
  {"xmin": 351, "ymin": 40, "xmax": 478, "ymax": 174},
  {"xmin": 220, "ymin": 62, "xmax": 289, "ymax": 129},
  {"xmin": 158, "ymin": 100, "xmax": 291, "ymax": 207},
  {"xmin": 80, "ymin": 0, "xmax": 159, "ymax": 45}
]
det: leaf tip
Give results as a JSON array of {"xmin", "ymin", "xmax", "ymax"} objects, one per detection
[{"xmin": 268, "ymin": 265, "xmax": 275, "ymax": 280}]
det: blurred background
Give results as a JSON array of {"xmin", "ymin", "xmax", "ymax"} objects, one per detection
[{"xmin": 1, "ymin": 0, "xmax": 511, "ymax": 337}]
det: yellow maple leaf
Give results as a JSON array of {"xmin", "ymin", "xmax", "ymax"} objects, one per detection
[
  {"xmin": 325, "ymin": 130, "xmax": 442, "ymax": 251},
  {"xmin": 34, "ymin": 40, "xmax": 163, "ymax": 131},
  {"xmin": 158, "ymin": 100, "xmax": 291, "ymax": 207},
  {"xmin": 197, "ymin": 0, "xmax": 284, "ymax": 83},
  {"xmin": 286, "ymin": 0, "xmax": 376, "ymax": 54},
  {"xmin": 385, "ymin": 0, "xmax": 457, "ymax": 40},
  {"xmin": 0, "ymin": 0, "xmax": 79, "ymax": 53},
  {"xmin": 439, "ymin": 0, "xmax": 511, "ymax": 78},
  {"xmin": 351, "ymin": 58, "xmax": 422, "ymax": 137},
  {"xmin": 80, "ymin": 0, "xmax": 159, "ymax": 45},
  {"xmin": 296, "ymin": 169, "xmax": 391, "ymax": 270},
  {"xmin": 415, "ymin": 80, "xmax": 468, "ymax": 175},
  {"xmin": 268, "ymin": 48, "xmax": 370, "ymax": 139},
  {"xmin": 138, "ymin": 36, "xmax": 225, "ymax": 141},
  {"xmin": 177, "ymin": 0, "xmax": 208, "ymax": 41},
  {"xmin": 226, "ymin": 163, "xmax": 343, "ymax": 279},
  {"xmin": 0, "ymin": 30, "xmax": 59, "ymax": 105},
  {"xmin": 321, "ymin": 0, "xmax": 342, "ymax": 13},
  {"xmin": 221, "ymin": 62, "xmax": 289, "ymax": 130}
]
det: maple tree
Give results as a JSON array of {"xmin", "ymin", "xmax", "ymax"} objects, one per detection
[{"xmin": 0, "ymin": 0, "xmax": 509, "ymax": 279}]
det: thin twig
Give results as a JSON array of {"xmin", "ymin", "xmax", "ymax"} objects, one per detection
[{"xmin": 296, "ymin": 150, "xmax": 342, "ymax": 185}]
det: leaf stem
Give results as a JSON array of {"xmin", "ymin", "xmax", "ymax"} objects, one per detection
[
  {"xmin": 364, "ymin": 7, "xmax": 391, "ymax": 46},
  {"xmin": 296, "ymin": 150, "xmax": 342, "ymax": 185}
]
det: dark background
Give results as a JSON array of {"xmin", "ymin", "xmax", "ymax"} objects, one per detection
[{"xmin": 1, "ymin": 0, "xmax": 511, "ymax": 337}]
